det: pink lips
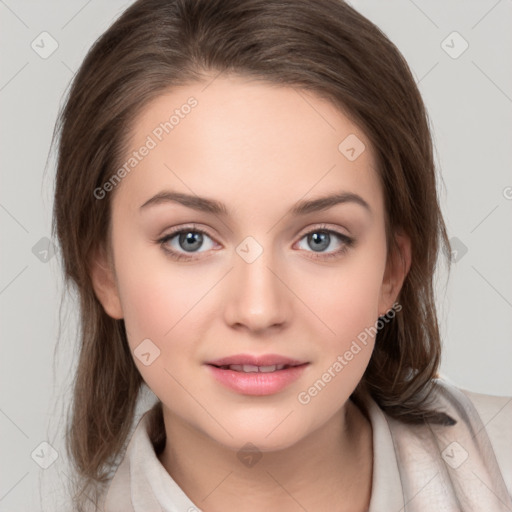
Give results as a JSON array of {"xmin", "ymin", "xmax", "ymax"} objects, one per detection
[{"xmin": 205, "ymin": 353, "xmax": 309, "ymax": 396}]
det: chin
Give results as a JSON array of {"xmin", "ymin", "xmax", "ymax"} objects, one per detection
[
  {"xmin": 215, "ymin": 430, "xmax": 304, "ymax": 455},
  {"xmin": 202, "ymin": 413, "xmax": 311, "ymax": 453}
]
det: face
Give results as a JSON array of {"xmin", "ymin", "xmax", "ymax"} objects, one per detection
[{"xmin": 92, "ymin": 74, "xmax": 409, "ymax": 452}]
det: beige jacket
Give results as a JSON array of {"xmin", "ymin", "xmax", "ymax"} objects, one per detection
[{"xmin": 100, "ymin": 378, "xmax": 512, "ymax": 511}]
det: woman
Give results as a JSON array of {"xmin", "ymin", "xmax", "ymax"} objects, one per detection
[{"xmin": 51, "ymin": 0, "xmax": 511, "ymax": 510}]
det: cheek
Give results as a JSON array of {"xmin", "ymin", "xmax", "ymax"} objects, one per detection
[
  {"xmin": 115, "ymin": 258, "xmax": 209, "ymax": 404},
  {"xmin": 113, "ymin": 231, "xmax": 209, "ymax": 342},
  {"xmin": 118, "ymin": 273, "xmax": 181, "ymax": 345},
  {"xmin": 294, "ymin": 244, "xmax": 387, "ymax": 345},
  {"xmin": 290, "ymin": 240, "xmax": 387, "ymax": 413},
  {"xmin": 113, "ymin": 242, "xmax": 219, "ymax": 385},
  {"xmin": 293, "ymin": 257, "xmax": 385, "ymax": 418}
]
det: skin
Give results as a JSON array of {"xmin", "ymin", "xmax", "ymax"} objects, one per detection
[{"xmin": 91, "ymin": 74, "xmax": 411, "ymax": 512}]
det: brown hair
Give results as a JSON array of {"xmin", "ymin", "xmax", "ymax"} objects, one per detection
[{"xmin": 51, "ymin": 0, "xmax": 452, "ymax": 508}]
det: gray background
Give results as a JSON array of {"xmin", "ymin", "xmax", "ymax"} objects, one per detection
[{"xmin": 1, "ymin": 0, "xmax": 511, "ymax": 510}]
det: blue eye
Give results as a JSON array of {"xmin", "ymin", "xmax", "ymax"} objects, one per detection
[
  {"xmin": 158, "ymin": 225, "xmax": 216, "ymax": 261},
  {"xmin": 157, "ymin": 223, "xmax": 354, "ymax": 262},
  {"xmin": 296, "ymin": 228, "xmax": 354, "ymax": 260}
]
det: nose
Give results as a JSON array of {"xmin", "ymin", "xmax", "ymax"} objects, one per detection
[{"xmin": 223, "ymin": 245, "xmax": 291, "ymax": 334}]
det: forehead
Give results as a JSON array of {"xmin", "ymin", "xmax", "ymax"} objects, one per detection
[{"xmin": 112, "ymin": 74, "xmax": 383, "ymax": 220}]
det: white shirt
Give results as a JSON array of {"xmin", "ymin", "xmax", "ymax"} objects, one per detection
[{"xmin": 100, "ymin": 378, "xmax": 512, "ymax": 511}]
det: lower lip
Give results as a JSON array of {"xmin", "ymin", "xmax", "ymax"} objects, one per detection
[{"xmin": 205, "ymin": 364, "xmax": 309, "ymax": 396}]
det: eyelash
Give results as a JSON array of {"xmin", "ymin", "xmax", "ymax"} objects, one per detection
[{"xmin": 156, "ymin": 223, "xmax": 355, "ymax": 262}]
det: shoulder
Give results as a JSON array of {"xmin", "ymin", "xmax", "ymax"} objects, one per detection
[
  {"xmin": 430, "ymin": 376, "xmax": 512, "ymax": 496},
  {"xmin": 457, "ymin": 383, "xmax": 512, "ymax": 493}
]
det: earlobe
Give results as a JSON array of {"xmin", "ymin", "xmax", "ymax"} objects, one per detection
[
  {"xmin": 89, "ymin": 245, "xmax": 124, "ymax": 319},
  {"xmin": 378, "ymin": 231, "xmax": 411, "ymax": 316}
]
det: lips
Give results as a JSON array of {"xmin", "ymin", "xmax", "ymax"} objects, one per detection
[{"xmin": 205, "ymin": 354, "xmax": 309, "ymax": 395}]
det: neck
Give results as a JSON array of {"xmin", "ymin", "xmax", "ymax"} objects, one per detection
[{"xmin": 157, "ymin": 399, "xmax": 373, "ymax": 512}]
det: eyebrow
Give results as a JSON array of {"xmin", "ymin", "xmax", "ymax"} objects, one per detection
[{"xmin": 139, "ymin": 190, "xmax": 371, "ymax": 216}]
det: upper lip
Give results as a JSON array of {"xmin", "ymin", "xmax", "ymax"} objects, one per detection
[{"xmin": 206, "ymin": 353, "xmax": 308, "ymax": 367}]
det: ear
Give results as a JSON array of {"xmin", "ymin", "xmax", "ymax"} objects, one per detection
[
  {"xmin": 378, "ymin": 230, "xmax": 411, "ymax": 316},
  {"xmin": 89, "ymin": 244, "xmax": 124, "ymax": 319}
]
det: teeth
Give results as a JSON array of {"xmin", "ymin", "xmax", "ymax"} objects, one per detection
[
  {"xmin": 242, "ymin": 364, "xmax": 259, "ymax": 373},
  {"xmin": 259, "ymin": 365, "xmax": 279, "ymax": 373},
  {"xmin": 224, "ymin": 364, "xmax": 287, "ymax": 373}
]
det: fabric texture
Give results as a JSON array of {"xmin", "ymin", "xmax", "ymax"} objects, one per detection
[{"xmin": 99, "ymin": 378, "xmax": 512, "ymax": 511}]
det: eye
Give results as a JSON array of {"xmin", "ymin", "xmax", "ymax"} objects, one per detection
[
  {"xmin": 157, "ymin": 224, "xmax": 218, "ymax": 261},
  {"xmin": 295, "ymin": 225, "xmax": 355, "ymax": 260}
]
